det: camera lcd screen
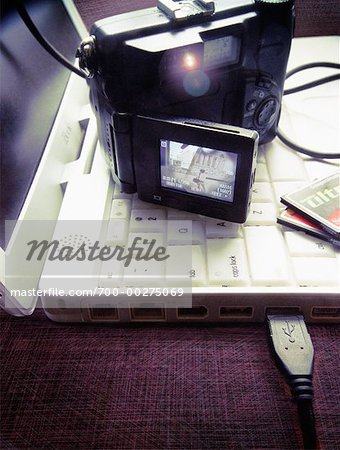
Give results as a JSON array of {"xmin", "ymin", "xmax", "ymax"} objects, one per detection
[{"xmin": 160, "ymin": 140, "xmax": 238, "ymax": 202}]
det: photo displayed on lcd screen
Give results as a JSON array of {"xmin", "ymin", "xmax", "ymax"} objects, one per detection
[{"xmin": 160, "ymin": 139, "xmax": 238, "ymax": 202}]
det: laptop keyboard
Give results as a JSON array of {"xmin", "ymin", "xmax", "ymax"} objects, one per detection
[{"xmin": 100, "ymin": 142, "xmax": 340, "ymax": 290}]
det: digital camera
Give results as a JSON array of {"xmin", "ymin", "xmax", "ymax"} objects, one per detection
[{"xmin": 77, "ymin": 0, "xmax": 294, "ymax": 221}]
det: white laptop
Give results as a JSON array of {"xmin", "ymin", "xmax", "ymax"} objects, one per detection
[{"xmin": 1, "ymin": 0, "xmax": 339, "ymax": 323}]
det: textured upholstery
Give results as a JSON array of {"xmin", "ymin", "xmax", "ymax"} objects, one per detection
[{"xmin": 1, "ymin": 310, "xmax": 340, "ymax": 449}]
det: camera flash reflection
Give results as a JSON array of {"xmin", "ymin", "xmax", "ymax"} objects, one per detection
[{"xmin": 182, "ymin": 52, "xmax": 199, "ymax": 70}]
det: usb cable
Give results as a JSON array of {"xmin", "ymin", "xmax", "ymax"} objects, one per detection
[{"xmin": 267, "ymin": 315, "xmax": 317, "ymax": 450}]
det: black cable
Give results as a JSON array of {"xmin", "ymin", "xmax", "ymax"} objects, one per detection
[
  {"xmin": 286, "ymin": 62, "xmax": 340, "ymax": 79},
  {"xmin": 267, "ymin": 315, "xmax": 317, "ymax": 450},
  {"xmin": 277, "ymin": 129, "xmax": 340, "ymax": 160},
  {"xmin": 16, "ymin": 2, "xmax": 86, "ymax": 79},
  {"xmin": 284, "ymin": 73, "xmax": 340, "ymax": 96},
  {"xmin": 296, "ymin": 395, "xmax": 318, "ymax": 450},
  {"xmin": 279, "ymin": 62, "xmax": 340, "ymax": 159}
]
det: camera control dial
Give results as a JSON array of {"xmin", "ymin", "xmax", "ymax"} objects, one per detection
[
  {"xmin": 254, "ymin": 0, "xmax": 295, "ymax": 14},
  {"xmin": 255, "ymin": 97, "xmax": 279, "ymax": 129}
]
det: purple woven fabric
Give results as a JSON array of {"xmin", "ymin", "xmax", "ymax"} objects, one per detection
[
  {"xmin": 74, "ymin": 0, "xmax": 340, "ymax": 37},
  {"xmin": 1, "ymin": 310, "xmax": 340, "ymax": 449}
]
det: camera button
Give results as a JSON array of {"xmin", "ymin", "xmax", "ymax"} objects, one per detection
[
  {"xmin": 246, "ymin": 100, "xmax": 257, "ymax": 112},
  {"xmin": 256, "ymin": 79, "xmax": 272, "ymax": 90},
  {"xmin": 254, "ymin": 89, "xmax": 266, "ymax": 99}
]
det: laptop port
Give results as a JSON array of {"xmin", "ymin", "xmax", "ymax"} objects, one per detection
[
  {"xmin": 311, "ymin": 307, "xmax": 340, "ymax": 318},
  {"xmin": 265, "ymin": 306, "xmax": 301, "ymax": 316},
  {"xmin": 177, "ymin": 306, "xmax": 208, "ymax": 319},
  {"xmin": 219, "ymin": 306, "xmax": 253, "ymax": 318},
  {"xmin": 89, "ymin": 307, "xmax": 118, "ymax": 321},
  {"xmin": 130, "ymin": 306, "xmax": 166, "ymax": 321}
]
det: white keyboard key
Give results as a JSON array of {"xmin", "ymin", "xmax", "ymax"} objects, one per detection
[
  {"xmin": 106, "ymin": 219, "xmax": 128, "ymax": 245},
  {"xmin": 123, "ymin": 259, "xmax": 165, "ymax": 287},
  {"xmin": 191, "ymin": 246, "xmax": 207, "ymax": 286},
  {"xmin": 251, "ymin": 182, "xmax": 274, "ymax": 203},
  {"xmin": 265, "ymin": 141, "xmax": 307, "ymax": 181},
  {"xmin": 127, "ymin": 233, "xmax": 165, "ymax": 258},
  {"xmin": 245, "ymin": 203, "xmax": 277, "ymax": 225},
  {"xmin": 99, "ymin": 252, "xmax": 124, "ymax": 287},
  {"xmin": 110, "ymin": 199, "xmax": 131, "ymax": 220},
  {"xmin": 255, "ymin": 163, "xmax": 270, "ymax": 182},
  {"xmin": 167, "ymin": 221, "xmax": 193, "ymax": 245},
  {"xmin": 166, "ymin": 220, "xmax": 204, "ymax": 245},
  {"xmin": 165, "ymin": 246, "xmax": 193, "ymax": 286},
  {"xmin": 205, "ymin": 218, "xmax": 242, "ymax": 238},
  {"xmin": 292, "ymin": 257, "xmax": 340, "ymax": 287},
  {"xmin": 130, "ymin": 209, "xmax": 166, "ymax": 233},
  {"xmin": 285, "ymin": 231, "xmax": 336, "ymax": 257},
  {"xmin": 165, "ymin": 246, "xmax": 207, "ymax": 287},
  {"xmin": 191, "ymin": 221, "xmax": 205, "ymax": 244},
  {"xmin": 273, "ymin": 181, "xmax": 307, "ymax": 207},
  {"xmin": 206, "ymin": 239, "xmax": 250, "ymax": 286},
  {"xmin": 167, "ymin": 208, "xmax": 201, "ymax": 220},
  {"xmin": 244, "ymin": 226, "xmax": 292, "ymax": 286},
  {"xmin": 123, "ymin": 233, "xmax": 166, "ymax": 286}
]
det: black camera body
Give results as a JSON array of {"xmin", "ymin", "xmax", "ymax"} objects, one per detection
[{"xmin": 78, "ymin": 0, "xmax": 294, "ymax": 220}]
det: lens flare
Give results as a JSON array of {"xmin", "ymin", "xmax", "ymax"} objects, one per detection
[
  {"xmin": 182, "ymin": 52, "xmax": 198, "ymax": 70},
  {"xmin": 183, "ymin": 70, "xmax": 210, "ymax": 97}
]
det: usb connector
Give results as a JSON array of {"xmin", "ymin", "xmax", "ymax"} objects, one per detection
[
  {"xmin": 267, "ymin": 315, "xmax": 317, "ymax": 450},
  {"xmin": 267, "ymin": 315, "xmax": 314, "ymax": 378}
]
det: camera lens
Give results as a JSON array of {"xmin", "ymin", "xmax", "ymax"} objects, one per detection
[{"xmin": 183, "ymin": 70, "xmax": 210, "ymax": 97}]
